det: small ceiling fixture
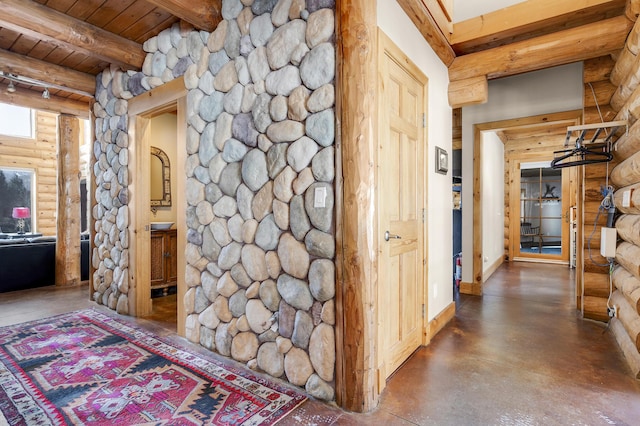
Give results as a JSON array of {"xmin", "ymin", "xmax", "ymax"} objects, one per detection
[
  {"xmin": 7, "ymin": 80, "xmax": 16, "ymax": 93},
  {"xmin": 42, "ymin": 88, "xmax": 50, "ymax": 99}
]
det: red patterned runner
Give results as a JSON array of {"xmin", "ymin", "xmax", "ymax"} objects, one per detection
[{"xmin": 0, "ymin": 310, "xmax": 306, "ymax": 425}]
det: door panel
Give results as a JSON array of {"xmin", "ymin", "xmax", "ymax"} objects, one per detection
[{"xmin": 377, "ymin": 31, "xmax": 427, "ymax": 382}]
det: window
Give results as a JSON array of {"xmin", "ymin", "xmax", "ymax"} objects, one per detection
[
  {"xmin": 0, "ymin": 103, "xmax": 34, "ymax": 139},
  {"xmin": 0, "ymin": 168, "xmax": 34, "ymax": 233}
]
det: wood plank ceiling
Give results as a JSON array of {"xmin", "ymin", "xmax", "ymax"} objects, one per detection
[{"xmin": 0, "ymin": 0, "xmax": 634, "ymax": 115}]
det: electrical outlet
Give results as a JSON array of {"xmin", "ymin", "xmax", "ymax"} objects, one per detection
[{"xmin": 607, "ymin": 306, "xmax": 617, "ymax": 318}]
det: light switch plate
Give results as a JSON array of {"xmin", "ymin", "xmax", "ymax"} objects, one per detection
[
  {"xmin": 314, "ymin": 187, "xmax": 326, "ymax": 208},
  {"xmin": 622, "ymin": 190, "xmax": 631, "ymax": 208}
]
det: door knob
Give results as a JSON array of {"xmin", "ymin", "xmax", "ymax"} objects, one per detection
[{"xmin": 384, "ymin": 231, "xmax": 401, "ymax": 241}]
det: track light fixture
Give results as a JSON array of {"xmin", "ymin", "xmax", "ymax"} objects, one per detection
[{"xmin": 1, "ymin": 71, "xmax": 53, "ymax": 99}]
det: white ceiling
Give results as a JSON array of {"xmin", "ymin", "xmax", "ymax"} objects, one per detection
[{"xmin": 453, "ymin": 0, "xmax": 526, "ymax": 23}]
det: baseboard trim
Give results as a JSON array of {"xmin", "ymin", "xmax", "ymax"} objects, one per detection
[
  {"xmin": 427, "ymin": 301, "xmax": 456, "ymax": 342},
  {"xmin": 482, "ymin": 256, "xmax": 503, "ymax": 283}
]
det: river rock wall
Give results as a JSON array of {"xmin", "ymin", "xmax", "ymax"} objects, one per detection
[{"xmin": 91, "ymin": 0, "xmax": 336, "ymax": 401}]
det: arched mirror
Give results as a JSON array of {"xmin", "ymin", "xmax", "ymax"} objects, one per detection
[{"xmin": 150, "ymin": 146, "xmax": 171, "ymax": 207}]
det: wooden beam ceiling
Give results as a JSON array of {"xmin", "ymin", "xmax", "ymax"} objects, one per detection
[
  {"xmin": 0, "ymin": 49, "xmax": 95, "ymax": 97},
  {"xmin": 449, "ymin": 15, "xmax": 633, "ymax": 82},
  {"xmin": 396, "ymin": 0, "xmax": 455, "ymax": 66},
  {"xmin": 145, "ymin": 0, "xmax": 222, "ymax": 33},
  {"xmin": 450, "ymin": 0, "xmax": 626, "ymax": 55},
  {"xmin": 0, "ymin": 85, "xmax": 89, "ymax": 118},
  {"xmin": 0, "ymin": 0, "xmax": 145, "ymax": 70}
]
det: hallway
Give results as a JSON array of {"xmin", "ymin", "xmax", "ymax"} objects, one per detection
[
  {"xmin": 1, "ymin": 262, "xmax": 639, "ymax": 424},
  {"xmin": 367, "ymin": 261, "xmax": 640, "ymax": 424}
]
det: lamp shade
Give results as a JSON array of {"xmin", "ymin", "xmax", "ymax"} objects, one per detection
[{"xmin": 12, "ymin": 207, "xmax": 30, "ymax": 219}]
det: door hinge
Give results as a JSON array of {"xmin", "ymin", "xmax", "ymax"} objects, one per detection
[
  {"xmin": 422, "ymin": 113, "xmax": 426, "ymax": 128},
  {"xmin": 422, "ymin": 304, "xmax": 426, "ymax": 318}
]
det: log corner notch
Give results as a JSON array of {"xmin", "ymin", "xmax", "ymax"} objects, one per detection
[{"xmin": 448, "ymin": 75, "xmax": 488, "ymax": 108}]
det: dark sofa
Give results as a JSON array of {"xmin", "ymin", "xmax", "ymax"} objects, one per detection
[{"xmin": 0, "ymin": 236, "xmax": 89, "ymax": 293}]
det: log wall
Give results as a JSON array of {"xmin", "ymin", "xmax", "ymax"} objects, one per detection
[
  {"xmin": 604, "ymin": 15, "xmax": 640, "ymax": 376},
  {"xmin": 581, "ymin": 58, "xmax": 618, "ymax": 321},
  {"xmin": 0, "ymin": 111, "xmax": 58, "ymax": 236}
]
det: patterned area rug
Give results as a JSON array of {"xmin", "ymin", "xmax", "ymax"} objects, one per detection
[{"xmin": 0, "ymin": 310, "xmax": 306, "ymax": 425}]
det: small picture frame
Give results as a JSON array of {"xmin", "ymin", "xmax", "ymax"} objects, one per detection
[{"xmin": 435, "ymin": 146, "xmax": 448, "ymax": 175}]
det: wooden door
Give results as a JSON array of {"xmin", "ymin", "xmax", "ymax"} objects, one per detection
[
  {"xmin": 377, "ymin": 31, "xmax": 427, "ymax": 383},
  {"xmin": 150, "ymin": 231, "xmax": 166, "ymax": 285}
]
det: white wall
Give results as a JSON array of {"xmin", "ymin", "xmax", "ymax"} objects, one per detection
[
  {"xmin": 481, "ymin": 131, "xmax": 505, "ymax": 273},
  {"xmin": 378, "ymin": 1, "xmax": 453, "ymax": 321},
  {"xmin": 150, "ymin": 113, "xmax": 178, "ymax": 223},
  {"xmin": 460, "ymin": 63, "xmax": 583, "ymax": 282}
]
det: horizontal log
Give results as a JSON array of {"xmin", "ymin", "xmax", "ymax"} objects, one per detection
[
  {"xmin": 0, "ymin": 80, "xmax": 90, "ymax": 118},
  {"xmin": 584, "ymin": 162, "xmax": 613, "ymax": 178},
  {"xmin": 584, "ymin": 261, "xmax": 611, "ymax": 274},
  {"xmin": 397, "ymin": 0, "xmax": 455, "ymax": 66},
  {"xmin": 583, "ymin": 295, "xmax": 610, "ymax": 321},
  {"xmin": 614, "ymin": 184, "xmax": 640, "ymax": 213},
  {"xmin": 583, "ymin": 55, "xmax": 615, "ymax": 83},
  {"xmin": 584, "ymin": 271, "xmax": 612, "ymax": 297},
  {"xmin": 627, "ymin": 0, "xmax": 640, "ymax": 21},
  {"xmin": 612, "ymin": 290, "xmax": 640, "ymax": 350},
  {"xmin": 610, "ymin": 149, "xmax": 640, "ymax": 187},
  {"xmin": 145, "ymin": 0, "xmax": 221, "ymax": 32},
  {"xmin": 611, "ymin": 17, "xmax": 640, "ymax": 85},
  {"xmin": 616, "ymin": 241, "xmax": 640, "ymax": 278},
  {"xmin": 614, "ymin": 79, "xmax": 640, "ymax": 125},
  {"xmin": 613, "ymin": 118, "xmax": 640, "ymax": 161},
  {"xmin": 612, "ymin": 266, "xmax": 640, "ymax": 314},
  {"xmin": 611, "ymin": 57, "xmax": 640, "ymax": 111},
  {"xmin": 0, "ymin": 0, "xmax": 144, "ymax": 70},
  {"xmin": 448, "ymin": 76, "xmax": 488, "ymax": 108},
  {"xmin": 584, "ymin": 105, "xmax": 617, "ymax": 124},
  {"xmin": 449, "ymin": 16, "xmax": 633, "ymax": 81},
  {"xmin": 584, "ymin": 80, "xmax": 617, "ymax": 108},
  {"xmin": 610, "ymin": 318, "xmax": 640, "ymax": 378},
  {"xmin": 616, "ymin": 214, "xmax": 640, "ymax": 245}
]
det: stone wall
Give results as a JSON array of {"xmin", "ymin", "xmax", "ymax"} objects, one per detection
[{"xmin": 91, "ymin": 0, "xmax": 336, "ymax": 401}]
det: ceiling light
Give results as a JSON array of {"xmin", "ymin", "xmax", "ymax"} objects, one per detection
[
  {"xmin": 7, "ymin": 81, "xmax": 16, "ymax": 93},
  {"xmin": 42, "ymin": 88, "xmax": 50, "ymax": 99}
]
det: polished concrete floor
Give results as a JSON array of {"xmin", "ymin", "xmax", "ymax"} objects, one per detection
[{"xmin": 2, "ymin": 262, "xmax": 639, "ymax": 425}]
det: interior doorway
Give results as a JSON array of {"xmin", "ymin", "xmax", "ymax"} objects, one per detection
[
  {"xmin": 469, "ymin": 110, "xmax": 582, "ymax": 295},
  {"xmin": 514, "ymin": 162, "xmax": 569, "ymax": 262},
  {"xmin": 127, "ymin": 79, "xmax": 187, "ymax": 336}
]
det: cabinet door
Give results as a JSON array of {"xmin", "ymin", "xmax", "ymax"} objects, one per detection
[
  {"xmin": 166, "ymin": 229, "xmax": 178, "ymax": 283},
  {"xmin": 150, "ymin": 232, "xmax": 166, "ymax": 285}
]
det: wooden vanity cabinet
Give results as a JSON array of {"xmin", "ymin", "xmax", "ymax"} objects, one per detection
[{"xmin": 150, "ymin": 229, "xmax": 177, "ymax": 291}]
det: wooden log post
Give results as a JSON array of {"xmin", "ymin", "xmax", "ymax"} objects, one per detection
[
  {"xmin": 336, "ymin": 0, "xmax": 378, "ymax": 413},
  {"xmin": 56, "ymin": 114, "xmax": 82, "ymax": 287},
  {"xmin": 611, "ymin": 18, "xmax": 640, "ymax": 86},
  {"xmin": 612, "ymin": 266, "xmax": 640, "ymax": 314},
  {"xmin": 448, "ymin": 76, "xmax": 488, "ymax": 108},
  {"xmin": 627, "ymin": 0, "xmax": 640, "ymax": 21},
  {"xmin": 610, "ymin": 317, "xmax": 640, "ymax": 378}
]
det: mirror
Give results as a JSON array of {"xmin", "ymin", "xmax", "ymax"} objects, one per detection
[{"xmin": 150, "ymin": 146, "xmax": 171, "ymax": 207}]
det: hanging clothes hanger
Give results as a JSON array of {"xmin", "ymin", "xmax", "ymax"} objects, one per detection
[{"xmin": 550, "ymin": 140, "xmax": 613, "ymax": 169}]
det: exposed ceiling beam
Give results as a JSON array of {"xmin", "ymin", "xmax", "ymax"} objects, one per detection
[
  {"xmin": 145, "ymin": 0, "xmax": 222, "ymax": 32},
  {"xmin": 451, "ymin": 0, "xmax": 626, "ymax": 54},
  {"xmin": 449, "ymin": 15, "xmax": 633, "ymax": 82},
  {"xmin": 396, "ymin": 0, "xmax": 455, "ymax": 66},
  {"xmin": 0, "ymin": 84, "xmax": 89, "ymax": 118},
  {"xmin": 0, "ymin": 0, "xmax": 145, "ymax": 70},
  {"xmin": 0, "ymin": 49, "xmax": 95, "ymax": 97}
]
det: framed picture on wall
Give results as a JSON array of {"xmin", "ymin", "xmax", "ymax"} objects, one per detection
[{"xmin": 436, "ymin": 146, "xmax": 448, "ymax": 175}]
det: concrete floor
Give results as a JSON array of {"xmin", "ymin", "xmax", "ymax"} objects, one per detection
[{"xmin": 1, "ymin": 261, "xmax": 639, "ymax": 425}]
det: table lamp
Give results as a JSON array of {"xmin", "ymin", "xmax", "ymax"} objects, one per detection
[{"xmin": 12, "ymin": 207, "xmax": 30, "ymax": 234}]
